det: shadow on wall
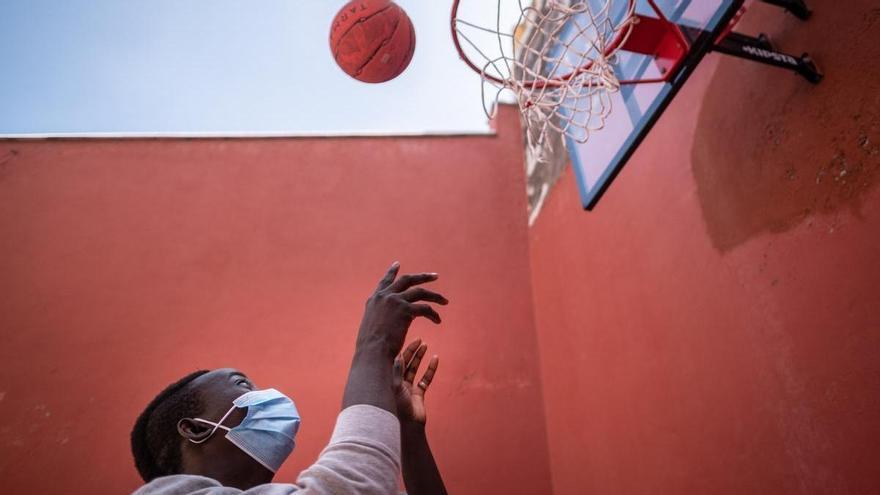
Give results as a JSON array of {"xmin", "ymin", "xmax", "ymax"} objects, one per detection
[
  {"xmin": 691, "ymin": 0, "xmax": 880, "ymax": 252},
  {"xmin": 0, "ymin": 149, "xmax": 19, "ymax": 169}
]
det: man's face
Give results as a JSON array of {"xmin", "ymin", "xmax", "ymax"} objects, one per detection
[
  {"xmin": 188, "ymin": 368, "xmax": 256, "ymax": 430},
  {"xmin": 177, "ymin": 368, "xmax": 276, "ymax": 486}
]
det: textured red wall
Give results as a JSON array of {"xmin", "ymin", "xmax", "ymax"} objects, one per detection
[
  {"xmin": 529, "ymin": 2, "xmax": 880, "ymax": 494},
  {"xmin": 0, "ymin": 106, "xmax": 552, "ymax": 494}
]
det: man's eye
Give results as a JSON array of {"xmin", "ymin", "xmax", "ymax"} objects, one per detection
[{"xmin": 237, "ymin": 379, "xmax": 250, "ymax": 387}]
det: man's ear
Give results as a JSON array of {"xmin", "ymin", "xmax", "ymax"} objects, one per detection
[{"xmin": 177, "ymin": 418, "xmax": 215, "ymax": 443}]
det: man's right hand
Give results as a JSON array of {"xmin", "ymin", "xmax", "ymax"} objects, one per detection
[
  {"xmin": 343, "ymin": 262, "xmax": 448, "ymax": 414},
  {"xmin": 355, "ymin": 261, "xmax": 448, "ymax": 359}
]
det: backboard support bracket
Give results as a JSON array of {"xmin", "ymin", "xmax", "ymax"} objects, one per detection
[
  {"xmin": 711, "ymin": 31, "xmax": 823, "ymax": 83},
  {"xmin": 619, "ymin": 14, "xmax": 690, "ymax": 84}
]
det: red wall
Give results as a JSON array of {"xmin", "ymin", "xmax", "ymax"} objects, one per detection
[
  {"xmin": 529, "ymin": 2, "xmax": 880, "ymax": 493},
  {"xmin": 0, "ymin": 106, "xmax": 553, "ymax": 494}
]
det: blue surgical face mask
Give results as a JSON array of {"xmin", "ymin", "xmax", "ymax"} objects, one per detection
[{"xmin": 189, "ymin": 388, "xmax": 301, "ymax": 473}]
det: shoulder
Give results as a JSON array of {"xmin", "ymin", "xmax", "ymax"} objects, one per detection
[
  {"xmin": 132, "ymin": 474, "xmax": 235, "ymax": 495},
  {"xmin": 133, "ymin": 475, "xmax": 302, "ymax": 495}
]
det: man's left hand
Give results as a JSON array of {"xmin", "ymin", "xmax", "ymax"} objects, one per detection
[{"xmin": 394, "ymin": 339, "xmax": 439, "ymax": 425}]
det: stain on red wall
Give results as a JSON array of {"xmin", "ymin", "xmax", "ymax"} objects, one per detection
[{"xmin": 0, "ymin": 106, "xmax": 553, "ymax": 494}]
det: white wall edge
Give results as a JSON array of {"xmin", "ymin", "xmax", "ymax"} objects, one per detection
[{"xmin": 0, "ymin": 129, "xmax": 497, "ymax": 140}]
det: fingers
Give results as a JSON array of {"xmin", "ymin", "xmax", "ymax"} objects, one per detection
[
  {"xmin": 401, "ymin": 339, "xmax": 421, "ymax": 367},
  {"xmin": 410, "ymin": 304, "xmax": 441, "ymax": 324},
  {"xmin": 378, "ymin": 264, "xmax": 447, "ymax": 322},
  {"xmin": 404, "ymin": 344, "xmax": 428, "ymax": 384},
  {"xmin": 400, "ymin": 287, "xmax": 449, "ymax": 305},
  {"xmin": 376, "ymin": 261, "xmax": 400, "ymax": 290},
  {"xmin": 416, "ymin": 355, "xmax": 439, "ymax": 394},
  {"xmin": 392, "ymin": 358, "xmax": 403, "ymax": 388},
  {"xmin": 388, "ymin": 272, "xmax": 438, "ymax": 293}
]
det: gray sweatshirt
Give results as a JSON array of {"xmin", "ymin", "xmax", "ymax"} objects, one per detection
[{"xmin": 133, "ymin": 405, "xmax": 401, "ymax": 495}]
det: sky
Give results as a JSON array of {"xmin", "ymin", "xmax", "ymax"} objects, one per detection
[{"xmin": 0, "ymin": 0, "xmax": 511, "ymax": 135}]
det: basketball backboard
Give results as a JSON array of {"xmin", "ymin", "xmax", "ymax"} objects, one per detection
[{"xmin": 559, "ymin": 0, "xmax": 744, "ymax": 210}]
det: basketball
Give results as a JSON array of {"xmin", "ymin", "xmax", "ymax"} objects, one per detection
[{"xmin": 329, "ymin": 0, "xmax": 416, "ymax": 83}]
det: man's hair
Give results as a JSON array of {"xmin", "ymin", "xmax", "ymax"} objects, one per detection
[{"xmin": 131, "ymin": 370, "xmax": 210, "ymax": 482}]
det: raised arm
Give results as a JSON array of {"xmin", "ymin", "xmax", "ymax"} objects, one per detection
[
  {"xmin": 343, "ymin": 262, "xmax": 447, "ymax": 414},
  {"xmin": 395, "ymin": 341, "xmax": 448, "ymax": 495},
  {"xmin": 294, "ymin": 263, "xmax": 447, "ymax": 495}
]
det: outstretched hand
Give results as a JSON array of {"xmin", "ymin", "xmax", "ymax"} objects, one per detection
[
  {"xmin": 394, "ymin": 339, "xmax": 439, "ymax": 425},
  {"xmin": 343, "ymin": 262, "xmax": 447, "ymax": 414},
  {"xmin": 356, "ymin": 262, "xmax": 448, "ymax": 359}
]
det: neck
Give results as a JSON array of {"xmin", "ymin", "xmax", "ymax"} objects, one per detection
[{"xmin": 181, "ymin": 445, "xmax": 274, "ymax": 490}]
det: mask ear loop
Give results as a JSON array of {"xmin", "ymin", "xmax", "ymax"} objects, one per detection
[{"xmin": 187, "ymin": 405, "xmax": 237, "ymax": 444}]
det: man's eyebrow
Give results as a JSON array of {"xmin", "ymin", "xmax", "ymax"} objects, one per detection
[{"xmin": 227, "ymin": 371, "xmax": 250, "ymax": 381}]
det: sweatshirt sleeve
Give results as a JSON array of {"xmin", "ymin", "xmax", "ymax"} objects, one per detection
[{"xmin": 293, "ymin": 404, "xmax": 402, "ymax": 495}]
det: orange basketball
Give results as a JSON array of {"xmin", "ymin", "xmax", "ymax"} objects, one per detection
[{"xmin": 329, "ymin": 0, "xmax": 416, "ymax": 83}]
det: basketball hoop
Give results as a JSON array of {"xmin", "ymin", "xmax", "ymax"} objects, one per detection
[{"xmin": 452, "ymin": 0, "xmax": 661, "ymax": 160}]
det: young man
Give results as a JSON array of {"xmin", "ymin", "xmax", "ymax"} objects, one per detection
[{"xmin": 130, "ymin": 263, "xmax": 449, "ymax": 495}]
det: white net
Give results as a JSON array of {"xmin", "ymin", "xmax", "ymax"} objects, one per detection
[{"xmin": 453, "ymin": 0, "xmax": 636, "ymax": 161}]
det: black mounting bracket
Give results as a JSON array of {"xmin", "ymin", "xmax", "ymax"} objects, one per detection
[{"xmin": 712, "ymin": 31, "xmax": 823, "ymax": 84}]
